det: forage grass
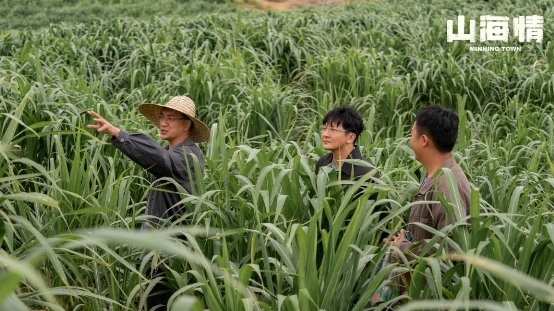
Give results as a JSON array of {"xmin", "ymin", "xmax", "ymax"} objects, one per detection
[{"xmin": 1, "ymin": 0, "xmax": 554, "ymax": 310}]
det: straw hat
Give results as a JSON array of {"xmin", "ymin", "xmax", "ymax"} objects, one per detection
[{"xmin": 138, "ymin": 96, "xmax": 210, "ymax": 142}]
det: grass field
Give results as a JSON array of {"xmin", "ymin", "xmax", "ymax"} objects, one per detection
[
  {"xmin": 1, "ymin": 0, "xmax": 554, "ymax": 310},
  {"xmin": 0, "ymin": 0, "xmax": 237, "ymax": 30}
]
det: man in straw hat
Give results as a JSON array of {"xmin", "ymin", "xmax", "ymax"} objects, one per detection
[{"xmin": 87, "ymin": 95, "xmax": 210, "ymax": 310}]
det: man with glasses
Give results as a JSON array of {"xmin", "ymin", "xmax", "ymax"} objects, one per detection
[
  {"xmin": 315, "ymin": 106, "xmax": 379, "ymax": 193},
  {"xmin": 315, "ymin": 106, "xmax": 384, "ymax": 241},
  {"xmin": 87, "ymin": 95, "xmax": 210, "ymax": 310}
]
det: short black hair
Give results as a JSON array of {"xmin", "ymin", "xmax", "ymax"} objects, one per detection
[
  {"xmin": 415, "ymin": 105, "xmax": 459, "ymax": 153},
  {"xmin": 322, "ymin": 106, "xmax": 364, "ymax": 143}
]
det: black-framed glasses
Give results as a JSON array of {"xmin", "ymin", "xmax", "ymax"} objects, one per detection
[
  {"xmin": 320, "ymin": 126, "xmax": 349, "ymax": 134},
  {"xmin": 158, "ymin": 115, "xmax": 189, "ymax": 122}
]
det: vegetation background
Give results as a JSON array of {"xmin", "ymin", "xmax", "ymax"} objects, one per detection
[
  {"xmin": 1, "ymin": 0, "xmax": 553, "ymax": 310},
  {"xmin": 0, "ymin": 0, "xmax": 237, "ymax": 30}
]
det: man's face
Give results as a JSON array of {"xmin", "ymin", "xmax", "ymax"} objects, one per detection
[
  {"xmin": 410, "ymin": 122, "xmax": 423, "ymax": 161},
  {"xmin": 158, "ymin": 108, "xmax": 191, "ymax": 142},
  {"xmin": 320, "ymin": 122, "xmax": 354, "ymax": 151}
]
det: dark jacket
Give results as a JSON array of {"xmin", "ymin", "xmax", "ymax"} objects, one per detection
[
  {"xmin": 112, "ymin": 130, "xmax": 205, "ymax": 230},
  {"xmin": 315, "ymin": 146, "xmax": 379, "ymax": 185},
  {"xmin": 315, "ymin": 146, "xmax": 382, "ymax": 223},
  {"xmin": 314, "ymin": 145, "xmax": 387, "ymax": 258}
]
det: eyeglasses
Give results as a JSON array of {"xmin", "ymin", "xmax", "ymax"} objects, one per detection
[
  {"xmin": 320, "ymin": 126, "xmax": 349, "ymax": 134},
  {"xmin": 158, "ymin": 115, "xmax": 189, "ymax": 122}
]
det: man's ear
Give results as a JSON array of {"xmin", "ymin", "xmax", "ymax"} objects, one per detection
[
  {"xmin": 185, "ymin": 119, "xmax": 193, "ymax": 131},
  {"xmin": 347, "ymin": 132, "xmax": 356, "ymax": 144},
  {"xmin": 421, "ymin": 134, "xmax": 429, "ymax": 147}
]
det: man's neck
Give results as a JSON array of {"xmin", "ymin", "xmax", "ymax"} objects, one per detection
[
  {"xmin": 332, "ymin": 144, "xmax": 355, "ymax": 168},
  {"xmin": 422, "ymin": 152, "xmax": 452, "ymax": 178}
]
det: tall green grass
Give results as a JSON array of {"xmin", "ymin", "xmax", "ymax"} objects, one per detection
[
  {"xmin": 0, "ymin": 0, "xmax": 237, "ymax": 30},
  {"xmin": 1, "ymin": 0, "xmax": 554, "ymax": 310}
]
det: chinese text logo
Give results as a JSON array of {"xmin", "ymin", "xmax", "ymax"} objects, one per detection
[{"xmin": 447, "ymin": 15, "xmax": 543, "ymax": 43}]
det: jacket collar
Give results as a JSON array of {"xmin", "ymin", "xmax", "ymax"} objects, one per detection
[
  {"xmin": 168, "ymin": 137, "xmax": 196, "ymax": 150},
  {"xmin": 417, "ymin": 155, "xmax": 457, "ymax": 194},
  {"xmin": 338, "ymin": 145, "xmax": 363, "ymax": 177}
]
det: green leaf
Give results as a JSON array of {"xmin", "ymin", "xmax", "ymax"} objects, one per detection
[
  {"xmin": 0, "ymin": 273, "xmax": 22, "ymax": 304},
  {"xmin": 449, "ymin": 253, "xmax": 554, "ymax": 303},
  {"xmin": 170, "ymin": 295, "xmax": 204, "ymax": 311},
  {"xmin": 1, "ymin": 86, "xmax": 33, "ymax": 147},
  {"xmin": 0, "ymin": 193, "xmax": 59, "ymax": 209},
  {"xmin": 0, "ymin": 294, "xmax": 29, "ymax": 311},
  {"xmin": 399, "ymin": 300, "xmax": 522, "ymax": 311},
  {"xmin": 0, "ymin": 220, "xmax": 5, "ymax": 246}
]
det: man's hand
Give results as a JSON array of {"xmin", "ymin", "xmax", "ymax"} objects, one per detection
[
  {"xmin": 391, "ymin": 229, "xmax": 409, "ymax": 247},
  {"xmin": 87, "ymin": 111, "xmax": 120, "ymax": 138},
  {"xmin": 382, "ymin": 229, "xmax": 409, "ymax": 247}
]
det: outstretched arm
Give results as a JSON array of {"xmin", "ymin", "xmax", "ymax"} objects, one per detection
[
  {"xmin": 87, "ymin": 110, "xmax": 196, "ymax": 184},
  {"xmin": 87, "ymin": 110, "xmax": 165, "ymax": 174}
]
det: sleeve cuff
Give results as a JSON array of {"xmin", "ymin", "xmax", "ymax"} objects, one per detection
[{"xmin": 111, "ymin": 129, "xmax": 128, "ymax": 144}]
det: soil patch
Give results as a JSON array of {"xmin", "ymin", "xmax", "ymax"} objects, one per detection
[{"xmin": 241, "ymin": 0, "xmax": 346, "ymax": 11}]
